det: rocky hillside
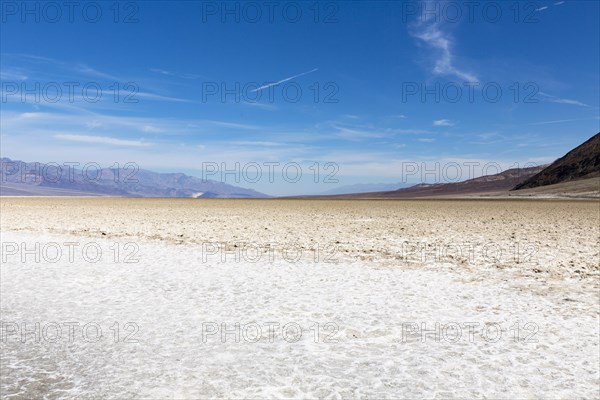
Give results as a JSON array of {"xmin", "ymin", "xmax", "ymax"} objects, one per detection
[{"xmin": 513, "ymin": 133, "xmax": 600, "ymax": 190}]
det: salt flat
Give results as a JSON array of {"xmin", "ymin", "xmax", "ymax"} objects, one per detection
[{"xmin": 1, "ymin": 198, "xmax": 599, "ymax": 399}]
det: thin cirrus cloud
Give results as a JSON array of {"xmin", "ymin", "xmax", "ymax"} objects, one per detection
[
  {"xmin": 7, "ymin": 54, "xmax": 123, "ymax": 82},
  {"xmin": 240, "ymin": 101, "xmax": 278, "ymax": 111},
  {"xmin": 251, "ymin": 68, "xmax": 319, "ymax": 93},
  {"xmin": 537, "ymin": 2, "xmax": 567, "ymax": 11},
  {"xmin": 335, "ymin": 126, "xmax": 387, "ymax": 140},
  {"xmin": 54, "ymin": 134, "xmax": 152, "ymax": 147},
  {"xmin": 325, "ymin": 122, "xmax": 429, "ymax": 141},
  {"xmin": 149, "ymin": 68, "xmax": 203, "ymax": 80},
  {"xmin": 2, "ymin": 54, "xmax": 192, "ymax": 105},
  {"xmin": 433, "ymin": 119, "xmax": 454, "ymax": 127},
  {"xmin": 409, "ymin": 17, "xmax": 477, "ymax": 82},
  {"xmin": 538, "ymin": 92, "xmax": 590, "ymax": 107},
  {"xmin": 527, "ymin": 118, "xmax": 584, "ymax": 126},
  {"xmin": 229, "ymin": 141, "xmax": 286, "ymax": 147},
  {"xmin": 1, "ymin": 109, "xmax": 266, "ymax": 137},
  {"xmin": 136, "ymin": 92, "xmax": 193, "ymax": 103},
  {"xmin": 205, "ymin": 120, "xmax": 262, "ymax": 130},
  {"xmin": 150, "ymin": 68, "xmax": 171, "ymax": 75},
  {"xmin": 0, "ymin": 69, "xmax": 28, "ymax": 81},
  {"xmin": 75, "ymin": 64, "xmax": 121, "ymax": 81}
]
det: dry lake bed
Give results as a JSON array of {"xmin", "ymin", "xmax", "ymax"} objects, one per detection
[{"xmin": 1, "ymin": 198, "xmax": 599, "ymax": 398}]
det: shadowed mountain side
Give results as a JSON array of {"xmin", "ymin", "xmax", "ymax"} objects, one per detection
[
  {"xmin": 513, "ymin": 132, "xmax": 600, "ymax": 190},
  {"xmin": 508, "ymin": 177, "xmax": 599, "ymax": 199}
]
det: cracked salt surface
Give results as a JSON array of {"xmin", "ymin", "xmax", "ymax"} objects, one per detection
[{"xmin": 1, "ymin": 231, "xmax": 598, "ymax": 399}]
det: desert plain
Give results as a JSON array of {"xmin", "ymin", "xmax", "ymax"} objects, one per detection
[{"xmin": 1, "ymin": 197, "xmax": 599, "ymax": 398}]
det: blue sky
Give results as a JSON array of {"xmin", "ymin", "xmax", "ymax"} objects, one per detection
[{"xmin": 1, "ymin": 0, "xmax": 598, "ymax": 195}]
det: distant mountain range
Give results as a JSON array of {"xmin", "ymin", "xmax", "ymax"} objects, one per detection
[
  {"xmin": 3, "ymin": 133, "xmax": 598, "ymax": 199},
  {"xmin": 327, "ymin": 165, "xmax": 547, "ymax": 198},
  {"xmin": 0, "ymin": 158, "xmax": 270, "ymax": 198},
  {"xmin": 321, "ymin": 182, "xmax": 412, "ymax": 195},
  {"xmin": 513, "ymin": 132, "xmax": 600, "ymax": 190}
]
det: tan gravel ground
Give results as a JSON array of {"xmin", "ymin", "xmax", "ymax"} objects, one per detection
[{"xmin": 1, "ymin": 197, "xmax": 598, "ymax": 283}]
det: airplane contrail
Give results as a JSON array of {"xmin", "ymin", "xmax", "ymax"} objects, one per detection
[{"xmin": 251, "ymin": 68, "xmax": 319, "ymax": 93}]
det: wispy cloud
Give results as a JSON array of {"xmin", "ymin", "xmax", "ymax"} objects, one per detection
[
  {"xmin": 409, "ymin": 16, "xmax": 477, "ymax": 81},
  {"xmin": 0, "ymin": 69, "xmax": 28, "ymax": 81},
  {"xmin": 1, "ymin": 110, "xmax": 270, "ymax": 138},
  {"xmin": 395, "ymin": 128, "xmax": 429, "ymax": 134},
  {"xmin": 539, "ymin": 92, "xmax": 590, "ymax": 107},
  {"xmin": 150, "ymin": 68, "xmax": 202, "ymax": 80},
  {"xmin": 417, "ymin": 138, "xmax": 435, "ymax": 143},
  {"xmin": 469, "ymin": 132, "xmax": 508, "ymax": 145},
  {"xmin": 329, "ymin": 123, "xmax": 429, "ymax": 141},
  {"xmin": 2, "ymin": 54, "xmax": 194, "ymax": 106},
  {"xmin": 150, "ymin": 68, "xmax": 171, "ymax": 75},
  {"xmin": 141, "ymin": 125, "xmax": 165, "ymax": 133},
  {"xmin": 3, "ymin": 54, "xmax": 121, "ymax": 82},
  {"xmin": 205, "ymin": 120, "xmax": 261, "ymax": 130},
  {"xmin": 229, "ymin": 141, "xmax": 285, "ymax": 147},
  {"xmin": 241, "ymin": 101, "xmax": 278, "ymax": 111},
  {"xmin": 537, "ymin": 2, "xmax": 566, "ymax": 11},
  {"xmin": 85, "ymin": 120, "xmax": 103, "ymax": 129},
  {"xmin": 136, "ymin": 92, "xmax": 193, "ymax": 103},
  {"xmin": 433, "ymin": 119, "xmax": 454, "ymax": 127},
  {"xmin": 335, "ymin": 127, "xmax": 386, "ymax": 140},
  {"xmin": 251, "ymin": 68, "xmax": 319, "ymax": 93},
  {"xmin": 54, "ymin": 134, "xmax": 152, "ymax": 147},
  {"xmin": 75, "ymin": 64, "xmax": 120, "ymax": 81},
  {"xmin": 527, "ymin": 118, "xmax": 582, "ymax": 126},
  {"xmin": 550, "ymin": 98, "xmax": 589, "ymax": 107}
]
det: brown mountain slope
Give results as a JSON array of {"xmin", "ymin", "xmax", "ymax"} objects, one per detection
[
  {"xmin": 322, "ymin": 165, "xmax": 545, "ymax": 199},
  {"xmin": 513, "ymin": 132, "xmax": 600, "ymax": 190},
  {"xmin": 508, "ymin": 177, "xmax": 600, "ymax": 199}
]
